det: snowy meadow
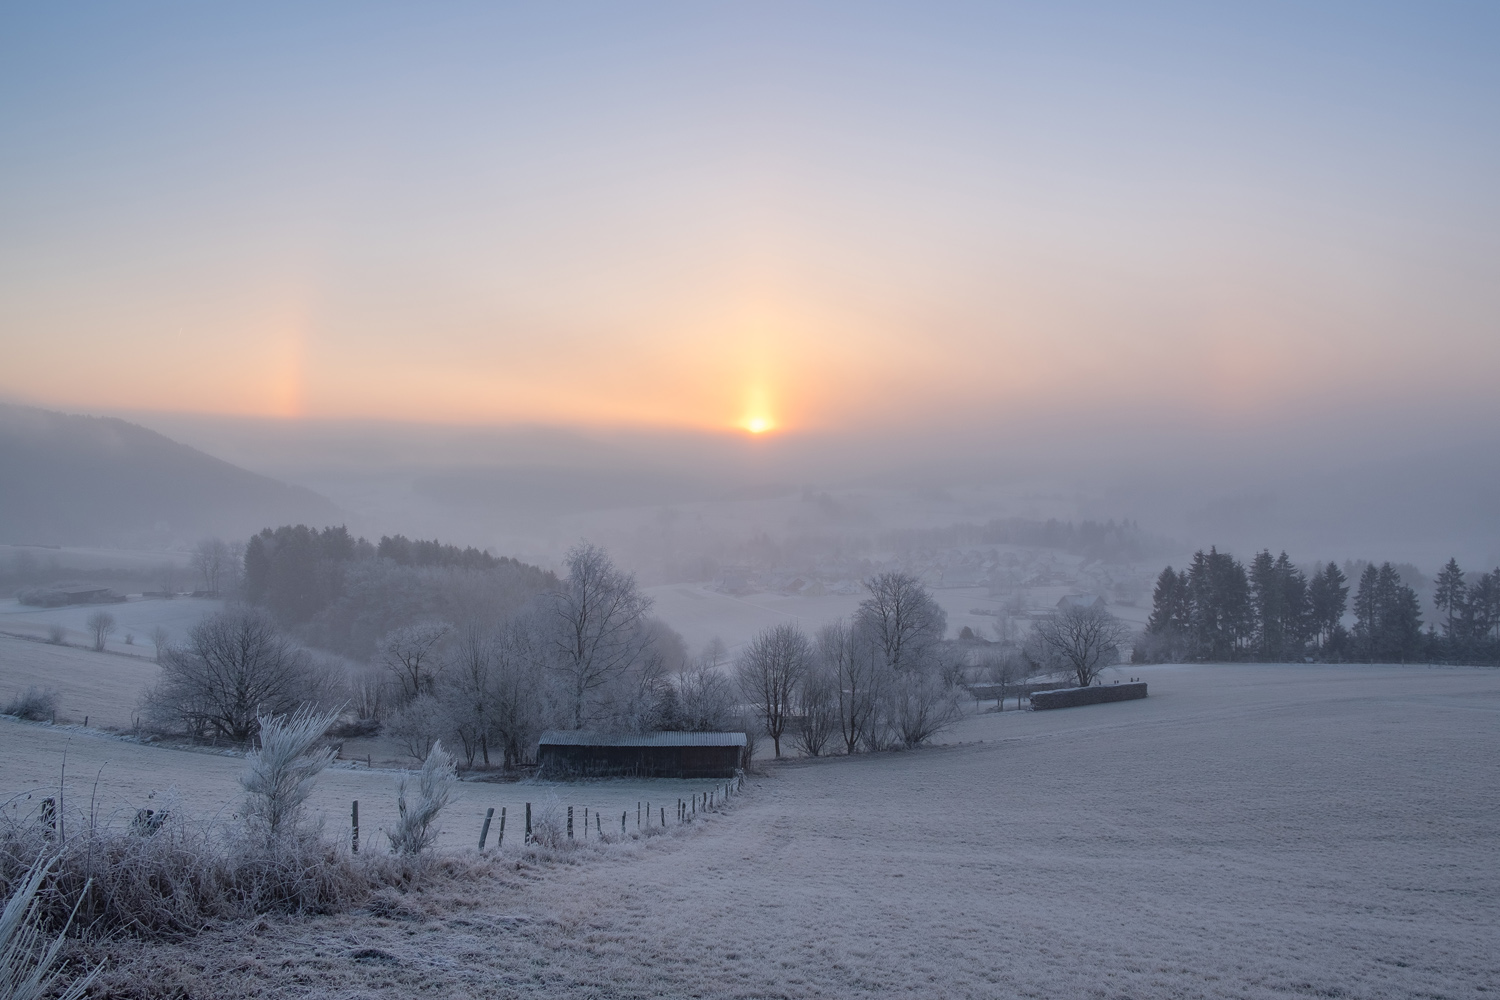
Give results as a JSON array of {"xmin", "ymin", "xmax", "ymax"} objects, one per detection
[{"xmin": 15, "ymin": 661, "xmax": 1492, "ymax": 999}]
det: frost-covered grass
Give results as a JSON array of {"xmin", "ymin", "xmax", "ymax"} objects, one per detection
[
  {"xmin": 0, "ymin": 718, "xmax": 733, "ymax": 857},
  {"xmin": 48, "ymin": 662, "xmax": 1500, "ymax": 998},
  {"xmin": 0, "ymin": 634, "xmax": 159, "ymax": 729}
]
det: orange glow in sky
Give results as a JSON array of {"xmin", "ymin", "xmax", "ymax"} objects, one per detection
[{"xmin": 2, "ymin": 6, "xmax": 1497, "ymax": 434}]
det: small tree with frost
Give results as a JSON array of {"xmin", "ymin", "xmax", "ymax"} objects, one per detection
[
  {"xmin": 240, "ymin": 706, "xmax": 339, "ymax": 847},
  {"xmin": 388, "ymin": 741, "xmax": 457, "ymax": 855},
  {"xmin": 85, "ymin": 611, "xmax": 116, "ymax": 652}
]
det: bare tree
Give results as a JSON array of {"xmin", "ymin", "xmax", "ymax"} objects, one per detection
[
  {"xmin": 856, "ymin": 572, "xmax": 948, "ymax": 673},
  {"xmin": 488, "ymin": 616, "xmax": 551, "ymax": 769},
  {"xmin": 736, "ymin": 623, "xmax": 810, "ymax": 758},
  {"xmin": 443, "ymin": 622, "xmax": 497, "ymax": 766},
  {"xmin": 85, "ymin": 611, "xmax": 116, "ymax": 652},
  {"xmin": 387, "ymin": 694, "xmax": 446, "ymax": 761},
  {"xmin": 191, "ymin": 538, "xmax": 231, "ymax": 595},
  {"xmin": 150, "ymin": 625, "xmax": 170, "ymax": 662},
  {"xmin": 545, "ymin": 543, "xmax": 652, "ymax": 728},
  {"xmin": 791, "ymin": 660, "xmax": 838, "ymax": 757},
  {"xmin": 144, "ymin": 608, "xmax": 322, "ymax": 742},
  {"xmin": 818, "ymin": 619, "xmax": 882, "ymax": 754},
  {"xmin": 1030, "ymin": 603, "xmax": 1128, "ymax": 687},
  {"xmin": 381, "ymin": 620, "xmax": 453, "ymax": 701},
  {"xmin": 676, "ymin": 660, "xmax": 737, "ymax": 732},
  {"xmin": 882, "ymin": 666, "xmax": 963, "ymax": 747}
]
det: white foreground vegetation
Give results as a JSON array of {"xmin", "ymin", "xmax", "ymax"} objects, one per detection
[
  {"xmin": 0, "ymin": 856, "xmax": 96, "ymax": 1000},
  {"xmin": 386, "ymin": 742, "xmax": 457, "ymax": 855},
  {"xmin": 240, "ymin": 707, "xmax": 339, "ymax": 846}
]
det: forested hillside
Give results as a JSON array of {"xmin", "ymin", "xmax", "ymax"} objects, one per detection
[{"xmin": 0, "ymin": 404, "xmax": 339, "ymax": 546}]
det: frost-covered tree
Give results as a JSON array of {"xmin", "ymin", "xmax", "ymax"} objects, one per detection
[
  {"xmin": 192, "ymin": 537, "xmax": 231, "ymax": 594},
  {"xmin": 675, "ymin": 658, "xmax": 738, "ymax": 732},
  {"xmin": 736, "ymin": 623, "xmax": 810, "ymax": 758},
  {"xmin": 146, "ymin": 608, "xmax": 327, "ymax": 742},
  {"xmin": 1029, "ymin": 602, "xmax": 1127, "ymax": 687},
  {"xmin": 381, "ymin": 620, "xmax": 453, "ymax": 701},
  {"xmin": 791, "ymin": 659, "xmax": 838, "ymax": 757},
  {"xmin": 817, "ymin": 620, "xmax": 880, "ymax": 754},
  {"xmin": 544, "ymin": 543, "xmax": 653, "ymax": 728},
  {"xmin": 85, "ymin": 611, "xmax": 115, "ymax": 652},
  {"xmin": 855, "ymin": 572, "xmax": 947, "ymax": 673}
]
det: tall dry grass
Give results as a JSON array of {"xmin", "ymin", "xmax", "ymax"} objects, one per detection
[{"xmin": 1, "ymin": 855, "xmax": 97, "ymax": 1000}]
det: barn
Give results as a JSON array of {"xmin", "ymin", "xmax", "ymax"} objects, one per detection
[{"xmin": 537, "ymin": 731, "xmax": 747, "ymax": 779}]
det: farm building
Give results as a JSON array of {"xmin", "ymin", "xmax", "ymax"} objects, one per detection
[
  {"xmin": 1056, "ymin": 593, "xmax": 1106, "ymax": 611},
  {"xmin": 18, "ymin": 583, "xmax": 122, "ymax": 607},
  {"xmin": 537, "ymin": 730, "xmax": 746, "ymax": 779}
]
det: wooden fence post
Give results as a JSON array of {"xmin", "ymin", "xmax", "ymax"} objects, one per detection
[
  {"xmin": 351, "ymin": 800, "xmax": 359, "ymax": 854},
  {"xmin": 596, "ymin": 811, "xmax": 602, "ymax": 837},
  {"xmin": 621, "ymin": 811, "xmax": 626, "ymax": 836},
  {"xmin": 479, "ymin": 807, "xmax": 494, "ymax": 851},
  {"xmin": 660, "ymin": 806, "xmax": 665, "ymax": 827},
  {"xmin": 499, "ymin": 806, "xmax": 506, "ymax": 848},
  {"xmin": 568, "ymin": 806, "xmax": 574, "ymax": 840},
  {"xmin": 525, "ymin": 802, "xmax": 532, "ymax": 845}
]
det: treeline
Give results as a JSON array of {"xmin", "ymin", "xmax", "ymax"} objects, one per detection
[
  {"xmin": 1138, "ymin": 548, "xmax": 1500, "ymax": 665},
  {"xmin": 886, "ymin": 517, "xmax": 1163, "ymax": 564},
  {"xmin": 243, "ymin": 525, "xmax": 558, "ymax": 660}
]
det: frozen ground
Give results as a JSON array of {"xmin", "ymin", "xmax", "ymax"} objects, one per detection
[
  {"xmin": 0, "ymin": 717, "xmax": 730, "ymax": 855},
  {"xmin": 60, "ymin": 661, "xmax": 1500, "ymax": 999},
  {"xmin": 0, "ymin": 595, "xmax": 221, "ymax": 653}
]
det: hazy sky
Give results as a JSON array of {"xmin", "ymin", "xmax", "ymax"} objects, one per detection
[{"xmin": 3, "ymin": 2, "xmax": 1497, "ymax": 436}]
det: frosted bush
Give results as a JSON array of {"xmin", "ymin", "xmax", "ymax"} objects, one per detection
[
  {"xmin": 240, "ymin": 707, "xmax": 339, "ymax": 846},
  {"xmin": 2, "ymin": 688, "xmax": 56, "ymax": 722},
  {"xmin": 388, "ymin": 742, "xmax": 456, "ymax": 855}
]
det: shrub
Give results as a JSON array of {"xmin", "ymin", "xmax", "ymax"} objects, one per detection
[
  {"xmin": 0, "ymin": 809, "xmax": 369, "ymax": 941},
  {"xmin": 387, "ymin": 742, "xmax": 456, "ymax": 855},
  {"xmin": 3, "ymin": 688, "xmax": 57, "ymax": 722},
  {"xmin": 240, "ymin": 707, "xmax": 339, "ymax": 847},
  {"xmin": 45, "ymin": 624, "xmax": 65, "ymax": 646}
]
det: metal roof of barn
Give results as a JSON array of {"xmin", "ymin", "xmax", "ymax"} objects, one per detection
[{"xmin": 538, "ymin": 730, "xmax": 747, "ymax": 748}]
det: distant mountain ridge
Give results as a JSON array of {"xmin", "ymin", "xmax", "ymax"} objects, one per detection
[{"xmin": 0, "ymin": 404, "xmax": 341, "ymax": 546}]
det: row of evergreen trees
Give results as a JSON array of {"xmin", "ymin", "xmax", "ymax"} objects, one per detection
[{"xmin": 1137, "ymin": 548, "xmax": 1500, "ymax": 665}]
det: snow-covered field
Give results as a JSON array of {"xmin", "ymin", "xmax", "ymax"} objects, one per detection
[
  {"xmin": 34, "ymin": 661, "xmax": 1498, "ymax": 999},
  {"xmin": 0, "ymin": 716, "xmax": 732, "ymax": 855},
  {"xmin": 0, "ymin": 634, "xmax": 159, "ymax": 728},
  {"xmin": 0, "ymin": 595, "xmax": 221, "ymax": 653}
]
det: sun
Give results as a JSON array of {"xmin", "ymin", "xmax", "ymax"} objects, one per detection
[{"xmin": 743, "ymin": 416, "xmax": 774, "ymax": 434}]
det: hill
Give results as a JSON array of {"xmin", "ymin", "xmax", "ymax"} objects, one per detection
[{"xmin": 0, "ymin": 405, "xmax": 341, "ymax": 547}]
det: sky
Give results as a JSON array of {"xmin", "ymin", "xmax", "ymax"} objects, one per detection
[{"xmin": 2, "ymin": 2, "xmax": 1498, "ymax": 438}]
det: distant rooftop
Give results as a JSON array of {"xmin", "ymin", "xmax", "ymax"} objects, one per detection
[{"xmin": 538, "ymin": 730, "xmax": 747, "ymax": 748}]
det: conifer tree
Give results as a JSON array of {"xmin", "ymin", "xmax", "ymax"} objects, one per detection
[
  {"xmin": 1433, "ymin": 558, "xmax": 1468, "ymax": 656},
  {"xmin": 1307, "ymin": 562, "xmax": 1349, "ymax": 652},
  {"xmin": 1187, "ymin": 547, "xmax": 1251, "ymax": 661}
]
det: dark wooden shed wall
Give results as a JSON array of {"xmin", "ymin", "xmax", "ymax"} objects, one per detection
[{"xmin": 538, "ymin": 743, "xmax": 742, "ymax": 779}]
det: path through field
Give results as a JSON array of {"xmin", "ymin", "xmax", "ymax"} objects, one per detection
[{"xmin": 99, "ymin": 662, "xmax": 1500, "ymax": 999}]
